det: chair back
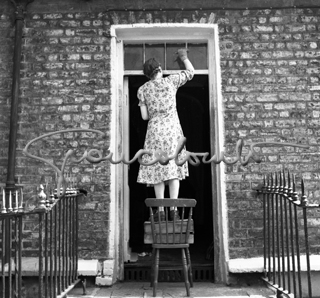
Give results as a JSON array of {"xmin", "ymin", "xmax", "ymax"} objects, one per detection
[{"xmin": 144, "ymin": 198, "xmax": 196, "ymax": 246}]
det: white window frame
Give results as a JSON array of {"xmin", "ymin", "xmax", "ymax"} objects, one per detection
[{"xmin": 109, "ymin": 23, "xmax": 228, "ymax": 283}]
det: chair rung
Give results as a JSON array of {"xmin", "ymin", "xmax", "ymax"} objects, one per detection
[{"xmin": 153, "ymin": 243, "xmax": 189, "ymax": 248}]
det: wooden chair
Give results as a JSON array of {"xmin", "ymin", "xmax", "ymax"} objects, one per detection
[{"xmin": 144, "ymin": 198, "xmax": 197, "ymax": 297}]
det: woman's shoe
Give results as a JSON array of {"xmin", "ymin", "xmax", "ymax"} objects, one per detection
[
  {"xmin": 150, "ymin": 210, "xmax": 165, "ymax": 222},
  {"xmin": 170, "ymin": 210, "xmax": 180, "ymax": 221}
]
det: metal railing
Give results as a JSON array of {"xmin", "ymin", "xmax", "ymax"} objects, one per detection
[
  {"xmin": 0, "ymin": 186, "xmax": 86, "ymax": 298},
  {"xmin": 258, "ymin": 170, "xmax": 320, "ymax": 298}
]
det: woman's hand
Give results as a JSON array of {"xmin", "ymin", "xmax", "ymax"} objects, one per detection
[
  {"xmin": 177, "ymin": 48, "xmax": 188, "ymax": 61},
  {"xmin": 175, "ymin": 48, "xmax": 194, "ymax": 72},
  {"xmin": 176, "ymin": 49, "xmax": 188, "ymax": 61}
]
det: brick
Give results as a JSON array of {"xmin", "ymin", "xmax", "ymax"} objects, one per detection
[
  {"xmin": 60, "ymin": 20, "xmax": 81, "ymax": 27},
  {"xmin": 252, "ymin": 24, "xmax": 274, "ymax": 32},
  {"xmin": 43, "ymin": 29, "xmax": 64, "ymax": 36}
]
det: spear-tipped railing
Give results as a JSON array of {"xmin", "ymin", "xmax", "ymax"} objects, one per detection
[
  {"xmin": 258, "ymin": 170, "xmax": 320, "ymax": 298},
  {"xmin": 0, "ymin": 184, "xmax": 86, "ymax": 298}
]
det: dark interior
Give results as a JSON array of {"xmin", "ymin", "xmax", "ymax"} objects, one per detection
[{"xmin": 128, "ymin": 75, "xmax": 213, "ymax": 266}]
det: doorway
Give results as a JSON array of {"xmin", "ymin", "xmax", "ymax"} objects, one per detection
[
  {"xmin": 110, "ymin": 24, "xmax": 227, "ymax": 283},
  {"xmin": 127, "ymin": 74, "xmax": 213, "ymax": 268}
]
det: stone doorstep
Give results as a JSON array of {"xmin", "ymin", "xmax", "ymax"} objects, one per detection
[
  {"xmin": 228, "ymin": 255, "xmax": 320, "ymax": 273},
  {"xmin": 69, "ymin": 296, "xmax": 266, "ymax": 298}
]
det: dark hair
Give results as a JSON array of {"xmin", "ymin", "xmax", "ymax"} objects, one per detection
[{"xmin": 143, "ymin": 58, "xmax": 161, "ymax": 78}]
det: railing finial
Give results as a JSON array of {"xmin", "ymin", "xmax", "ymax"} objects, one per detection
[
  {"xmin": 292, "ymin": 174, "xmax": 298, "ymax": 202},
  {"xmin": 301, "ymin": 178, "xmax": 308, "ymax": 206},
  {"xmin": 287, "ymin": 172, "xmax": 293, "ymax": 198},
  {"xmin": 1, "ymin": 188, "xmax": 7, "ymax": 213},
  {"xmin": 37, "ymin": 184, "xmax": 47, "ymax": 210}
]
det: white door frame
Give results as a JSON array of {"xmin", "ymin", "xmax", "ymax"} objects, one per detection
[{"xmin": 109, "ymin": 23, "xmax": 228, "ymax": 283}]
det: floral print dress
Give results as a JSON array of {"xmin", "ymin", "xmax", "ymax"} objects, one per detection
[{"xmin": 137, "ymin": 69, "xmax": 194, "ymax": 186}]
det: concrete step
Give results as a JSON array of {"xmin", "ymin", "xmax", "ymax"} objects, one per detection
[{"xmin": 66, "ymin": 281, "xmax": 274, "ymax": 298}]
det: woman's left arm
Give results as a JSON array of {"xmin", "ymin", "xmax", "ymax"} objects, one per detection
[
  {"xmin": 137, "ymin": 86, "xmax": 149, "ymax": 120},
  {"xmin": 182, "ymin": 58, "xmax": 194, "ymax": 73},
  {"xmin": 140, "ymin": 105, "xmax": 149, "ymax": 120}
]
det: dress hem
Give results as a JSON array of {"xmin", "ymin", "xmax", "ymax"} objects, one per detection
[{"xmin": 137, "ymin": 175, "xmax": 189, "ymax": 186}]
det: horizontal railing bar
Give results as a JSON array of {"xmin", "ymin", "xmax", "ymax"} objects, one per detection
[
  {"xmin": 56, "ymin": 278, "xmax": 82, "ymax": 298},
  {"xmin": 0, "ymin": 193, "xmax": 85, "ymax": 219},
  {"xmin": 262, "ymin": 277, "xmax": 292, "ymax": 298}
]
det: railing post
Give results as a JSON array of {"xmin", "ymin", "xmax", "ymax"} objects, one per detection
[
  {"xmin": 267, "ymin": 174, "xmax": 272, "ymax": 281},
  {"xmin": 301, "ymin": 179, "xmax": 312, "ymax": 298},
  {"xmin": 275, "ymin": 173, "xmax": 281, "ymax": 288},
  {"xmin": 283, "ymin": 171, "xmax": 291, "ymax": 294},
  {"xmin": 262, "ymin": 175, "xmax": 267, "ymax": 279},
  {"xmin": 54, "ymin": 197, "xmax": 58, "ymax": 298},
  {"xmin": 279, "ymin": 171, "xmax": 286, "ymax": 291},
  {"xmin": 292, "ymin": 175, "xmax": 302, "ymax": 298},
  {"xmin": 18, "ymin": 216, "xmax": 23, "ymax": 298},
  {"xmin": 38, "ymin": 212, "xmax": 44, "ymax": 298},
  {"xmin": 271, "ymin": 173, "xmax": 276, "ymax": 284},
  {"xmin": 49, "ymin": 194, "xmax": 54, "ymax": 298},
  {"xmin": 287, "ymin": 173, "xmax": 297, "ymax": 297},
  {"xmin": 2, "ymin": 218, "xmax": 5, "ymax": 298}
]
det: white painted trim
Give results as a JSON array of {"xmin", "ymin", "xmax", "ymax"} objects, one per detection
[
  {"xmin": 111, "ymin": 23, "xmax": 216, "ymax": 41},
  {"xmin": 124, "ymin": 70, "xmax": 209, "ymax": 76},
  {"xmin": 228, "ymin": 256, "xmax": 320, "ymax": 273},
  {"xmin": 213, "ymin": 28, "xmax": 229, "ymax": 267},
  {"xmin": 206, "ymin": 27, "xmax": 228, "ymax": 282},
  {"xmin": 123, "ymin": 77, "xmax": 131, "ymax": 262},
  {"xmin": 109, "ymin": 33, "xmax": 120, "ymax": 282}
]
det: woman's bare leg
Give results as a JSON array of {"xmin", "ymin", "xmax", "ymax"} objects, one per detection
[
  {"xmin": 154, "ymin": 182, "xmax": 165, "ymax": 211},
  {"xmin": 168, "ymin": 179, "xmax": 179, "ymax": 212},
  {"xmin": 154, "ymin": 182, "xmax": 165, "ymax": 198},
  {"xmin": 168, "ymin": 179, "xmax": 179, "ymax": 199}
]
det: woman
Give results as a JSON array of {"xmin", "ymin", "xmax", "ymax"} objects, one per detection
[{"xmin": 137, "ymin": 48, "xmax": 195, "ymax": 221}]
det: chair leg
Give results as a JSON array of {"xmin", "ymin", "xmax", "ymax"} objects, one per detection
[
  {"xmin": 181, "ymin": 248, "xmax": 190, "ymax": 296},
  {"xmin": 186, "ymin": 247, "xmax": 193, "ymax": 287},
  {"xmin": 153, "ymin": 248, "xmax": 160, "ymax": 297}
]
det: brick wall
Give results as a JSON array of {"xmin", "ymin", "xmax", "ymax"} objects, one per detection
[
  {"xmin": 220, "ymin": 7, "xmax": 320, "ymax": 258},
  {"xmin": 1, "ymin": 0, "xmax": 320, "ymax": 260},
  {"xmin": 20, "ymin": 8, "xmax": 112, "ymax": 258}
]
